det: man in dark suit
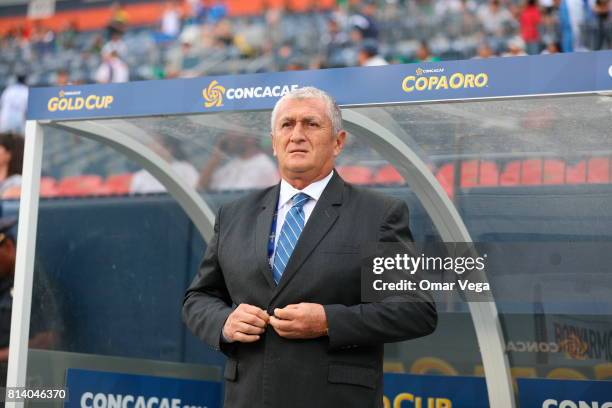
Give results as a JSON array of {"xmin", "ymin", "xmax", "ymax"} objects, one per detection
[{"xmin": 182, "ymin": 87, "xmax": 437, "ymax": 408}]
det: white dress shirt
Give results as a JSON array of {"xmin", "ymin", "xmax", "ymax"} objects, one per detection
[{"xmin": 270, "ymin": 170, "xmax": 334, "ymax": 264}]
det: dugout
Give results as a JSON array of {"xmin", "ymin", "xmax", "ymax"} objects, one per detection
[{"xmin": 5, "ymin": 51, "xmax": 612, "ymax": 408}]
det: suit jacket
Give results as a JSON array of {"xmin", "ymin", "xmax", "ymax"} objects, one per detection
[{"xmin": 182, "ymin": 172, "xmax": 437, "ymax": 408}]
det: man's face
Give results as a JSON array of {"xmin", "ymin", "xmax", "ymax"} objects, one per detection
[{"xmin": 271, "ymin": 98, "xmax": 345, "ymax": 182}]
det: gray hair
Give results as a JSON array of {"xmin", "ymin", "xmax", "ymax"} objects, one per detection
[{"xmin": 270, "ymin": 86, "xmax": 343, "ymax": 135}]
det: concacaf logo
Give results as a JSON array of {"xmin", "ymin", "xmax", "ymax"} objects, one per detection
[
  {"xmin": 202, "ymin": 81, "xmax": 300, "ymax": 108},
  {"xmin": 203, "ymin": 80, "xmax": 226, "ymax": 108}
]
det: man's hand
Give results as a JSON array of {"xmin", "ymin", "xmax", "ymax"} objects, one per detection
[
  {"xmin": 269, "ymin": 303, "xmax": 328, "ymax": 339},
  {"xmin": 222, "ymin": 304, "xmax": 270, "ymax": 343}
]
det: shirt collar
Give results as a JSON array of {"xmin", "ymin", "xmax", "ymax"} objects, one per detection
[{"xmin": 278, "ymin": 170, "xmax": 334, "ymax": 209}]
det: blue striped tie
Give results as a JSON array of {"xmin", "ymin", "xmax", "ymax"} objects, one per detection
[{"xmin": 272, "ymin": 192, "xmax": 310, "ymax": 284}]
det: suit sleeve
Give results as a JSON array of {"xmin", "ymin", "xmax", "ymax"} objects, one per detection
[
  {"xmin": 182, "ymin": 206, "xmax": 234, "ymax": 354},
  {"xmin": 323, "ymin": 199, "xmax": 438, "ymax": 350}
]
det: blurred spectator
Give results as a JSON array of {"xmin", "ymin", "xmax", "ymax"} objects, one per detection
[
  {"xmin": 165, "ymin": 36, "xmax": 201, "ymax": 78},
  {"xmin": 95, "ymin": 50, "xmax": 129, "ymax": 83},
  {"xmin": 185, "ymin": 0, "xmax": 204, "ymax": 22},
  {"xmin": 474, "ymin": 42, "xmax": 496, "ymax": 58},
  {"xmin": 503, "ymin": 36, "xmax": 528, "ymax": 55},
  {"xmin": 323, "ymin": 17, "xmax": 350, "ymax": 63},
  {"xmin": 211, "ymin": 18, "xmax": 234, "ymax": 48},
  {"xmin": 349, "ymin": 25, "xmax": 365, "ymax": 48},
  {"xmin": 435, "ymin": 0, "xmax": 465, "ymax": 16},
  {"xmin": 411, "ymin": 41, "xmax": 441, "ymax": 62},
  {"xmin": 55, "ymin": 69, "xmax": 70, "ymax": 87},
  {"xmin": 520, "ymin": 0, "xmax": 542, "ymax": 54},
  {"xmin": 458, "ymin": 0, "xmax": 480, "ymax": 35},
  {"xmin": 557, "ymin": 0, "xmax": 575, "ymax": 51},
  {"xmin": 88, "ymin": 33, "xmax": 105, "ymax": 55},
  {"xmin": 16, "ymin": 25, "xmax": 33, "ymax": 61},
  {"xmin": 349, "ymin": 2, "xmax": 380, "ymax": 39},
  {"xmin": 0, "ymin": 75, "xmax": 28, "ymax": 135},
  {"xmin": 161, "ymin": 1, "xmax": 182, "ymax": 39},
  {"xmin": 565, "ymin": 0, "xmax": 587, "ymax": 50},
  {"xmin": 284, "ymin": 59, "xmax": 308, "ymax": 71},
  {"xmin": 541, "ymin": 0, "xmax": 556, "ymax": 11},
  {"xmin": 205, "ymin": 1, "xmax": 228, "ymax": 24},
  {"xmin": 275, "ymin": 42, "xmax": 297, "ymax": 70},
  {"xmin": 0, "ymin": 217, "xmax": 62, "ymax": 387},
  {"xmin": 540, "ymin": 3, "xmax": 562, "ymax": 47},
  {"xmin": 108, "ymin": 1, "xmax": 129, "ymax": 35},
  {"xmin": 541, "ymin": 41, "xmax": 561, "ymax": 53},
  {"xmin": 477, "ymin": 0, "xmax": 516, "ymax": 37},
  {"xmin": 130, "ymin": 137, "xmax": 198, "ymax": 194},
  {"xmin": 198, "ymin": 133, "xmax": 279, "ymax": 192},
  {"xmin": 0, "ymin": 133, "xmax": 24, "ymax": 197},
  {"xmin": 101, "ymin": 30, "xmax": 127, "ymax": 59},
  {"xmin": 592, "ymin": 0, "xmax": 611, "ymax": 49},
  {"xmin": 57, "ymin": 20, "xmax": 79, "ymax": 50},
  {"xmin": 30, "ymin": 22, "xmax": 55, "ymax": 57},
  {"xmin": 358, "ymin": 40, "xmax": 388, "ymax": 66}
]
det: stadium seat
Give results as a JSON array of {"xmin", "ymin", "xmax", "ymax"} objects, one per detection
[
  {"xmin": 518, "ymin": 159, "xmax": 544, "ymax": 185},
  {"xmin": 541, "ymin": 159, "xmax": 566, "ymax": 185},
  {"xmin": 435, "ymin": 161, "xmax": 499, "ymax": 194},
  {"xmin": 105, "ymin": 173, "xmax": 134, "ymax": 195},
  {"xmin": 500, "ymin": 160, "xmax": 521, "ymax": 186},
  {"xmin": 57, "ymin": 175, "xmax": 104, "ymax": 197},
  {"xmin": 460, "ymin": 160, "xmax": 499, "ymax": 187},
  {"xmin": 373, "ymin": 165, "xmax": 405, "ymax": 185},
  {"xmin": 587, "ymin": 157, "xmax": 610, "ymax": 183},
  {"xmin": 434, "ymin": 163, "xmax": 455, "ymax": 198},
  {"xmin": 337, "ymin": 166, "xmax": 374, "ymax": 185},
  {"xmin": 40, "ymin": 177, "xmax": 59, "ymax": 197},
  {"xmin": 501, "ymin": 159, "xmax": 566, "ymax": 185},
  {"xmin": 565, "ymin": 160, "xmax": 587, "ymax": 184},
  {"xmin": 94, "ymin": 185, "xmax": 115, "ymax": 196}
]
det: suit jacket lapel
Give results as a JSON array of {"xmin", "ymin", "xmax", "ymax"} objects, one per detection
[
  {"xmin": 272, "ymin": 172, "xmax": 345, "ymax": 297},
  {"xmin": 255, "ymin": 185, "xmax": 279, "ymax": 290}
]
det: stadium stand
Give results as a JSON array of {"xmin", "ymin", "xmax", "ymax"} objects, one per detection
[
  {"xmin": 104, "ymin": 173, "xmax": 134, "ymax": 195},
  {"xmin": 0, "ymin": 0, "xmax": 609, "ymax": 93}
]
